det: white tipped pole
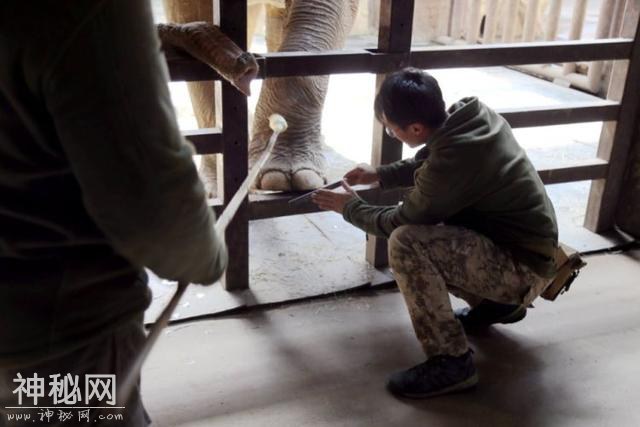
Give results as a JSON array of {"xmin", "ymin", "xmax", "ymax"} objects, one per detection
[
  {"xmin": 118, "ymin": 114, "xmax": 288, "ymax": 403},
  {"xmin": 214, "ymin": 114, "xmax": 287, "ymax": 235}
]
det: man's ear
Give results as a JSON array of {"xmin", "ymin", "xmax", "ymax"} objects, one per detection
[{"xmin": 409, "ymin": 123, "xmax": 427, "ymax": 136}]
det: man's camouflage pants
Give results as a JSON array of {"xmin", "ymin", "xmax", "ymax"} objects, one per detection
[{"xmin": 388, "ymin": 224, "xmax": 548, "ymax": 358}]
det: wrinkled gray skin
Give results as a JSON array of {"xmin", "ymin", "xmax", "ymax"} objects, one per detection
[{"xmin": 164, "ymin": 0, "xmax": 359, "ymax": 193}]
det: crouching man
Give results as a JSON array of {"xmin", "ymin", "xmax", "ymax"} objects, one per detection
[{"xmin": 312, "ymin": 68, "xmax": 558, "ymax": 398}]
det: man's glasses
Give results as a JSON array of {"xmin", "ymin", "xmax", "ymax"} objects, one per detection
[{"xmin": 385, "ymin": 126, "xmax": 397, "ymax": 139}]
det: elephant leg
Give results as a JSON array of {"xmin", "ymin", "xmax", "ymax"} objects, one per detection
[
  {"xmin": 250, "ymin": 0, "xmax": 359, "ymax": 191},
  {"xmin": 247, "ymin": 3, "xmax": 263, "ymax": 51},
  {"xmin": 164, "ymin": 0, "xmax": 219, "ymax": 197},
  {"xmin": 265, "ymin": 4, "xmax": 287, "ymax": 52}
]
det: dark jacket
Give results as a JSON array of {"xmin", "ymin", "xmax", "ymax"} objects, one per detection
[
  {"xmin": 0, "ymin": 0, "xmax": 226, "ymax": 367},
  {"xmin": 344, "ymin": 97, "xmax": 558, "ymax": 278}
]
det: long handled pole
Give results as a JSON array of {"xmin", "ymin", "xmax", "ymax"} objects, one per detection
[{"xmin": 118, "ymin": 115, "xmax": 288, "ymax": 402}]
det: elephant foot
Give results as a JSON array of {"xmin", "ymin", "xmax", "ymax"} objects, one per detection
[
  {"xmin": 258, "ymin": 168, "xmax": 324, "ymax": 192},
  {"xmin": 260, "ymin": 170, "xmax": 292, "ymax": 191},
  {"xmin": 199, "ymin": 155, "xmax": 219, "ymax": 199},
  {"xmin": 291, "ymin": 169, "xmax": 324, "ymax": 191}
]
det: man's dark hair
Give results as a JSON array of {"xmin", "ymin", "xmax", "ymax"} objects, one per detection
[{"xmin": 374, "ymin": 68, "xmax": 447, "ymax": 130}]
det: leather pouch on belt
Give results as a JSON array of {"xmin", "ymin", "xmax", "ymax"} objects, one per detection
[{"xmin": 541, "ymin": 243, "xmax": 587, "ymax": 301}]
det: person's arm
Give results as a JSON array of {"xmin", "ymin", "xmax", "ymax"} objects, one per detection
[
  {"xmin": 43, "ymin": 0, "xmax": 226, "ymax": 284},
  {"xmin": 344, "ymin": 152, "xmax": 482, "ymax": 238},
  {"xmin": 375, "ymin": 145, "xmax": 430, "ymax": 189}
]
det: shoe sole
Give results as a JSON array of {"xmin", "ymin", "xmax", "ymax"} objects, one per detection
[
  {"xmin": 461, "ymin": 306, "xmax": 527, "ymax": 332},
  {"xmin": 387, "ymin": 373, "xmax": 479, "ymax": 399},
  {"xmin": 495, "ymin": 306, "xmax": 527, "ymax": 324}
]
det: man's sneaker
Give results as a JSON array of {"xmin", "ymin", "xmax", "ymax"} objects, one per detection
[
  {"xmin": 386, "ymin": 350, "xmax": 478, "ymax": 398},
  {"xmin": 455, "ymin": 299, "xmax": 526, "ymax": 331}
]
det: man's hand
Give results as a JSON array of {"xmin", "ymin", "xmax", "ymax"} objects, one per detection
[
  {"xmin": 343, "ymin": 163, "xmax": 379, "ymax": 185},
  {"xmin": 312, "ymin": 181, "xmax": 358, "ymax": 214}
]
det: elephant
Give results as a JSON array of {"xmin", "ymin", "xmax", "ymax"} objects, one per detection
[
  {"xmin": 163, "ymin": 0, "xmax": 360, "ymax": 195},
  {"xmin": 158, "ymin": 21, "xmax": 258, "ymax": 96}
]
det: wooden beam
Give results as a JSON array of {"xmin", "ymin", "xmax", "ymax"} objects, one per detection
[
  {"xmin": 243, "ymin": 159, "xmax": 608, "ymax": 221},
  {"xmin": 538, "ymin": 159, "xmax": 609, "ymax": 184},
  {"xmin": 366, "ymin": 0, "xmax": 415, "ymax": 269},
  {"xmin": 497, "ymin": 101, "xmax": 620, "ymax": 128},
  {"xmin": 219, "ymin": 0, "xmax": 250, "ymax": 291},
  {"xmin": 248, "ymin": 186, "xmax": 404, "ymax": 221},
  {"xmin": 408, "ymin": 39, "xmax": 632, "ymax": 69},
  {"xmin": 183, "ymin": 128, "xmax": 223, "ymax": 154},
  {"xmin": 166, "ymin": 39, "xmax": 633, "ymax": 81},
  {"xmin": 585, "ymin": 0, "xmax": 640, "ymax": 232},
  {"xmin": 179, "ymin": 96, "xmax": 619, "ymax": 160}
]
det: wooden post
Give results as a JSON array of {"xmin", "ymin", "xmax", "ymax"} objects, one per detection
[
  {"xmin": 584, "ymin": 0, "xmax": 640, "ymax": 232},
  {"xmin": 501, "ymin": 0, "xmax": 519, "ymax": 42},
  {"xmin": 483, "ymin": 0, "xmax": 500, "ymax": 44},
  {"xmin": 562, "ymin": 0, "xmax": 588, "ymax": 75},
  {"xmin": 522, "ymin": 0, "xmax": 540, "ymax": 42},
  {"xmin": 545, "ymin": 0, "xmax": 563, "ymax": 41},
  {"xmin": 466, "ymin": 0, "xmax": 482, "ymax": 43},
  {"xmin": 365, "ymin": 0, "xmax": 414, "ymax": 268},
  {"xmin": 220, "ymin": 0, "xmax": 250, "ymax": 290},
  {"xmin": 450, "ymin": 0, "xmax": 468, "ymax": 41},
  {"xmin": 585, "ymin": 0, "xmax": 617, "ymax": 92}
]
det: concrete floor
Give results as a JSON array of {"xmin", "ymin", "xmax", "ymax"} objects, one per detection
[{"xmin": 143, "ymin": 249, "xmax": 640, "ymax": 427}]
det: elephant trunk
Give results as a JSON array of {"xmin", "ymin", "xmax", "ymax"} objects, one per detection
[
  {"xmin": 158, "ymin": 22, "xmax": 258, "ymax": 96},
  {"xmin": 279, "ymin": 0, "xmax": 358, "ymax": 52}
]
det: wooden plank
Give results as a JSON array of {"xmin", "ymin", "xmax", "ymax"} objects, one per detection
[
  {"xmin": 255, "ymin": 51, "xmax": 376, "ymax": 78},
  {"xmin": 183, "ymin": 128, "xmax": 223, "ymax": 154},
  {"xmin": 166, "ymin": 39, "xmax": 633, "ymax": 81},
  {"xmin": 219, "ymin": 0, "xmax": 250, "ymax": 291},
  {"xmin": 497, "ymin": 101, "xmax": 620, "ymax": 128},
  {"xmin": 366, "ymin": 0, "xmax": 415, "ymax": 269},
  {"xmin": 538, "ymin": 159, "xmax": 609, "ymax": 184},
  {"xmin": 408, "ymin": 39, "xmax": 632, "ymax": 69},
  {"xmin": 245, "ymin": 159, "xmax": 608, "ymax": 221},
  {"xmin": 378, "ymin": 0, "xmax": 415, "ymax": 52},
  {"xmin": 248, "ymin": 186, "xmax": 404, "ymax": 221},
  {"xmin": 585, "ymin": 0, "xmax": 640, "ymax": 232}
]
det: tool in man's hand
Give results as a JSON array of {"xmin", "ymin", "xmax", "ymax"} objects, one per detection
[
  {"xmin": 118, "ymin": 114, "xmax": 288, "ymax": 403},
  {"xmin": 288, "ymin": 180, "xmax": 344, "ymax": 205}
]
